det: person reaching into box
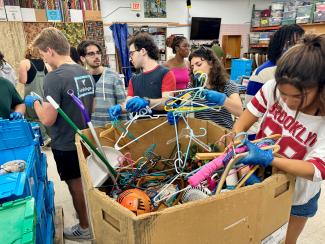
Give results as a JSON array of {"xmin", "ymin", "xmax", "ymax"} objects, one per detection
[
  {"xmin": 244, "ymin": 24, "xmax": 304, "ymax": 139},
  {"xmin": 108, "ymin": 32, "xmax": 176, "ymax": 120},
  {"xmin": 187, "ymin": 47, "xmax": 243, "ymax": 129},
  {"xmin": 233, "ymin": 34, "xmax": 325, "ymax": 244}
]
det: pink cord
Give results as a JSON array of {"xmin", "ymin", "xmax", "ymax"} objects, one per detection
[{"xmin": 188, "ymin": 146, "xmax": 247, "ymax": 187}]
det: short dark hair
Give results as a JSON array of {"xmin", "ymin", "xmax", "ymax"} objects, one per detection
[
  {"xmin": 70, "ymin": 46, "xmax": 81, "ymax": 64},
  {"xmin": 77, "ymin": 40, "xmax": 103, "ymax": 57},
  {"xmin": 189, "ymin": 46, "xmax": 229, "ymax": 91},
  {"xmin": 275, "ymin": 34, "xmax": 325, "ymax": 114},
  {"xmin": 166, "ymin": 35, "xmax": 187, "ymax": 54},
  {"xmin": 127, "ymin": 32, "xmax": 159, "ymax": 60},
  {"xmin": 267, "ymin": 24, "xmax": 305, "ymax": 64}
]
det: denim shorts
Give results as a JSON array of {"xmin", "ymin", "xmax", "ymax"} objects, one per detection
[{"xmin": 291, "ymin": 191, "xmax": 321, "ymax": 218}]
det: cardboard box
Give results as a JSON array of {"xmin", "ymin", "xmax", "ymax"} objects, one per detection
[
  {"xmin": 84, "ymin": 10, "xmax": 102, "ymax": 21},
  {"xmin": 76, "ymin": 118, "xmax": 295, "ymax": 244}
]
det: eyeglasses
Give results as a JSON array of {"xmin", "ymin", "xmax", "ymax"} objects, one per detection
[
  {"xmin": 129, "ymin": 49, "xmax": 139, "ymax": 57},
  {"xmin": 86, "ymin": 51, "xmax": 102, "ymax": 57}
]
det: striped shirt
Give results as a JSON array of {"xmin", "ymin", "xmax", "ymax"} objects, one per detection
[
  {"xmin": 91, "ymin": 67, "xmax": 126, "ymax": 126},
  {"xmin": 189, "ymin": 81, "xmax": 239, "ymax": 129}
]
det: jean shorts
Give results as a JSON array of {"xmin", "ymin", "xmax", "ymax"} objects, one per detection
[{"xmin": 291, "ymin": 191, "xmax": 321, "ymax": 218}]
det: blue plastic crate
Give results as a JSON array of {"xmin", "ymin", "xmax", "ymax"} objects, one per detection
[
  {"xmin": 0, "ymin": 144, "xmax": 38, "ymax": 203},
  {"xmin": 36, "ymin": 181, "xmax": 48, "ymax": 244},
  {"xmin": 230, "ymin": 59, "xmax": 253, "ymax": 83},
  {"xmin": 38, "ymin": 153, "xmax": 48, "ymax": 183},
  {"xmin": 46, "ymin": 211, "xmax": 55, "ymax": 244},
  {"xmin": 30, "ymin": 122, "xmax": 44, "ymax": 146},
  {"xmin": 0, "ymin": 119, "xmax": 35, "ymax": 150},
  {"xmin": 45, "ymin": 181, "xmax": 55, "ymax": 214}
]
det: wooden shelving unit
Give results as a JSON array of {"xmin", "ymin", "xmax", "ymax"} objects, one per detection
[
  {"xmin": 251, "ymin": 26, "xmax": 280, "ymax": 32},
  {"xmin": 221, "ymin": 35, "xmax": 241, "ymax": 73}
]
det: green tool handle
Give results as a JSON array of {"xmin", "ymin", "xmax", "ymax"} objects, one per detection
[{"xmin": 46, "ymin": 96, "xmax": 117, "ymax": 177}]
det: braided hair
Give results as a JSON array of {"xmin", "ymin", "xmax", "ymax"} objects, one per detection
[{"xmin": 267, "ymin": 24, "xmax": 305, "ymax": 64}]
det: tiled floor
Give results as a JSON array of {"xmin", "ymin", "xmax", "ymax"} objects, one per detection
[{"xmin": 45, "ymin": 147, "xmax": 325, "ymax": 244}]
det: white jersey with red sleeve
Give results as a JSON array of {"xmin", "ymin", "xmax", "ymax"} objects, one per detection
[{"xmin": 247, "ymin": 79, "xmax": 325, "ymax": 206}]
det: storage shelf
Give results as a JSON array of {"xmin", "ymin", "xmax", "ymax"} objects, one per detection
[
  {"xmin": 251, "ymin": 26, "xmax": 280, "ymax": 32},
  {"xmin": 250, "ymin": 44, "xmax": 268, "ymax": 48}
]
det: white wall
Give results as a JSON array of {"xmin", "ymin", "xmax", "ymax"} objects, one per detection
[
  {"xmin": 100, "ymin": 0, "xmax": 271, "ymax": 25},
  {"xmin": 101, "ymin": 0, "xmax": 271, "ymax": 67}
]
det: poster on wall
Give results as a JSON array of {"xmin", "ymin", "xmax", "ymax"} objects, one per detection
[{"xmin": 144, "ymin": 0, "xmax": 166, "ymax": 18}]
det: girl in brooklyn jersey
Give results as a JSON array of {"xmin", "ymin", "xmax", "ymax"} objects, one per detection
[{"xmin": 233, "ymin": 34, "xmax": 325, "ymax": 244}]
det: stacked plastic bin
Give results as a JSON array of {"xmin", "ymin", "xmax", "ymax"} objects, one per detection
[
  {"xmin": 0, "ymin": 119, "xmax": 55, "ymax": 244},
  {"xmin": 230, "ymin": 59, "xmax": 253, "ymax": 83}
]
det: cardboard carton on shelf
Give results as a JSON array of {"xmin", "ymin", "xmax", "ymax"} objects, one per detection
[
  {"xmin": 84, "ymin": 10, "xmax": 102, "ymax": 21},
  {"xmin": 76, "ymin": 118, "xmax": 295, "ymax": 244}
]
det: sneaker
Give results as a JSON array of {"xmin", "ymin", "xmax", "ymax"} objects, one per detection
[{"xmin": 64, "ymin": 224, "xmax": 91, "ymax": 240}]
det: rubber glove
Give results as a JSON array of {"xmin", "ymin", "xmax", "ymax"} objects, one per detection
[
  {"xmin": 202, "ymin": 89, "xmax": 226, "ymax": 106},
  {"xmin": 108, "ymin": 104, "xmax": 122, "ymax": 120},
  {"xmin": 9, "ymin": 112, "xmax": 23, "ymax": 120},
  {"xmin": 24, "ymin": 95, "xmax": 42, "ymax": 108},
  {"xmin": 125, "ymin": 97, "xmax": 149, "ymax": 113},
  {"xmin": 167, "ymin": 112, "xmax": 180, "ymax": 125},
  {"xmin": 238, "ymin": 139, "xmax": 274, "ymax": 168},
  {"xmin": 245, "ymin": 173, "xmax": 261, "ymax": 186}
]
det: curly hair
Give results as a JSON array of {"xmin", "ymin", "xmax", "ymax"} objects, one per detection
[
  {"xmin": 25, "ymin": 44, "xmax": 41, "ymax": 59},
  {"xmin": 166, "ymin": 35, "xmax": 187, "ymax": 54},
  {"xmin": 189, "ymin": 46, "xmax": 229, "ymax": 91},
  {"xmin": 127, "ymin": 32, "xmax": 159, "ymax": 60},
  {"xmin": 77, "ymin": 40, "xmax": 102, "ymax": 57}
]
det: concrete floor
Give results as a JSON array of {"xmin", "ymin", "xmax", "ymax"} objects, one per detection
[{"xmin": 45, "ymin": 148, "xmax": 325, "ymax": 244}]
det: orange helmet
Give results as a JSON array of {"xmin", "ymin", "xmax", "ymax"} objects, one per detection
[{"xmin": 117, "ymin": 188, "xmax": 152, "ymax": 215}]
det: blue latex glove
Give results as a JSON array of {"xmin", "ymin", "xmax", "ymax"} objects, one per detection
[
  {"xmin": 10, "ymin": 112, "xmax": 23, "ymax": 120},
  {"xmin": 125, "ymin": 97, "xmax": 149, "ymax": 113},
  {"xmin": 24, "ymin": 95, "xmax": 41, "ymax": 108},
  {"xmin": 202, "ymin": 89, "xmax": 226, "ymax": 106},
  {"xmin": 245, "ymin": 173, "xmax": 261, "ymax": 186},
  {"xmin": 108, "ymin": 104, "xmax": 122, "ymax": 120},
  {"xmin": 238, "ymin": 140, "xmax": 274, "ymax": 168},
  {"xmin": 167, "ymin": 112, "xmax": 180, "ymax": 125}
]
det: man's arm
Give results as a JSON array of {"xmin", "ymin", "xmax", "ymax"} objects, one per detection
[
  {"xmin": 144, "ymin": 91, "xmax": 173, "ymax": 111},
  {"xmin": 33, "ymin": 100, "xmax": 58, "ymax": 126}
]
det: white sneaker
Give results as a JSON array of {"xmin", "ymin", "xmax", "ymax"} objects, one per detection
[{"xmin": 64, "ymin": 224, "xmax": 91, "ymax": 240}]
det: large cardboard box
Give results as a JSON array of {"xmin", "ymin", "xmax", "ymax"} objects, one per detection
[{"xmin": 76, "ymin": 118, "xmax": 294, "ymax": 244}]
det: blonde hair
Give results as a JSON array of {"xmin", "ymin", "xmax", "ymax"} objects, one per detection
[
  {"xmin": 33, "ymin": 27, "xmax": 70, "ymax": 55},
  {"xmin": 25, "ymin": 44, "xmax": 41, "ymax": 59}
]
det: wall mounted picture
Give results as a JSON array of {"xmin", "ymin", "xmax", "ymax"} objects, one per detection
[{"xmin": 144, "ymin": 0, "xmax": 166, "ymax": 18}]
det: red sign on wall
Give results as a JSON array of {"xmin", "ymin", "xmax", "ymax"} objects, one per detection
[{"xmin": 131, "ymin": 2, "xmax": 141, "ymax": 11}]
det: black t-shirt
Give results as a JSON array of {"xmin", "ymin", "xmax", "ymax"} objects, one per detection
[
  {"xmin": 92, "ymin": 73, "xmax": 102, "ymax": 83},
  {"xmin": 44, "ymin": 64, "xmax": 95, "ymax": 151}
]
